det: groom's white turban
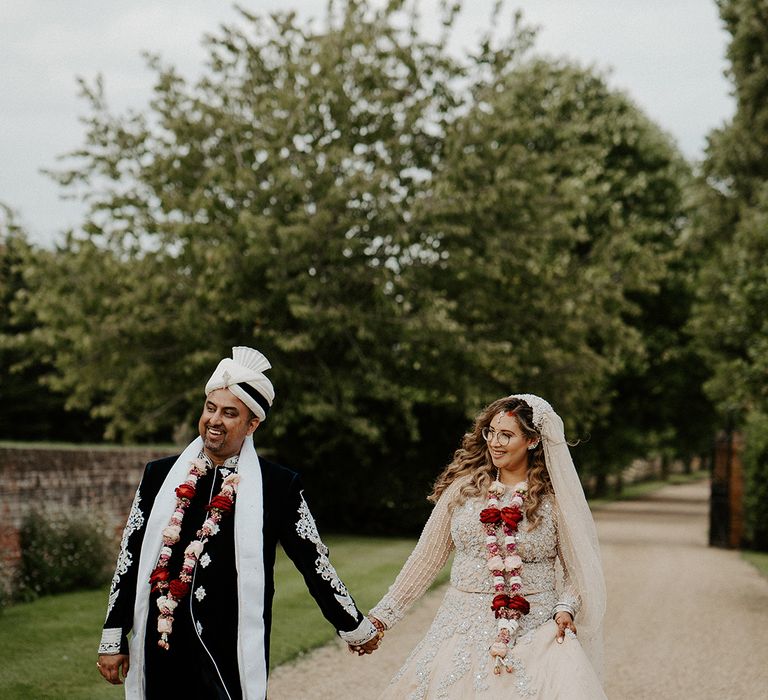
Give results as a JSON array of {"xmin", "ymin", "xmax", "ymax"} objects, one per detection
[{"xmin": 205, "ymin": 346, "xmax": 275, "ymax": 421}]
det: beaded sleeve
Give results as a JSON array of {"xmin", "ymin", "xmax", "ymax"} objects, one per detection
[
  {"xmin": 369, "ymin": 483, "xmax": 457, "ymax": 629},
  {"xmin": 552, "ymin": 502, "xmax": 581, "ymax": 619}
]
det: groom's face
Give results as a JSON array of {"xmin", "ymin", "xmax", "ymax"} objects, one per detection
[{"xmin": 199, "ymin": 388, "xmax": 260, "ymax": 461}]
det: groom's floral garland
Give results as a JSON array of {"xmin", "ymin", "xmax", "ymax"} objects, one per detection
[
  {"xmin": 148, "ymin": 456, "xmax": 239, "ymax": 650},
  {"xmin": 480, "ymin": 478, "xmax": 530, "ymax": 675}
]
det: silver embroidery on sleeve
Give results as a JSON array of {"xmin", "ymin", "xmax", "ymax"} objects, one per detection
[
  {"xmin": 296, "ymin": 492, "xmax": 357, "ymax": 618},
  {"xmin": 106, "ymin": 490, "xmax": 144, "ymax": 617},
  {"xmin": 335, "ymin": 592, "xmax": 358, "ymax": 618}
]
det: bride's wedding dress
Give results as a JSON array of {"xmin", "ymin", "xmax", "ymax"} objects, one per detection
[{"xmin": 370, "ymin": 481, "xmax": 606, "ymax": 699}]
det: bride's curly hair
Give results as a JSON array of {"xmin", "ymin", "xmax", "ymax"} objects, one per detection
[{"xmin": 428, "ymin": 396, "xmax": 552, "ymax": 527}]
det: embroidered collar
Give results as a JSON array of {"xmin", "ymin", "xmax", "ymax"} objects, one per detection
[{"xmin": 200, "ymin": 451, "xmax": 240, "ymax": 470}]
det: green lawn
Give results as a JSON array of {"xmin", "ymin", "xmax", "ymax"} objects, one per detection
[
  {"xmin": 587, "ymin": 470, "xmax": 709, "ymax": 508},
  {"xmin": 742, "ymin": 550, "xmax": 768, "ymax": 579},
  {"xmin": 0, "ymin": 535, "xmax": 446, "ymax": 700}
]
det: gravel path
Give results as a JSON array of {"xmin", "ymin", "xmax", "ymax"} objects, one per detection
[{"xmin": 268, "ymin": 480, "xmax": 768, "ymax": 699}]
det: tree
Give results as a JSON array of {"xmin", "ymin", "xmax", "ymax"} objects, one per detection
[
  {"xmin": 407, "ymin": 59, "xmax": 695, "ymax": 490},
  {"xmin": 687, "ymin": 0, "xmax": 768, "ymax": 549},
  {"xmin": 13, "ymin": 2, "xmax": 698, "ymax": 526},
  {"xmin": 0, "ymin": 207, "xmax": 104, "ymax": 441},
  {"xmin": 689, "ymin": 0, "xmax": 768, "ymax": 421}
]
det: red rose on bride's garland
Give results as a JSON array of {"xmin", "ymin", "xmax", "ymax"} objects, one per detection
[
  {"xmin": 169, "ymin": 579, "xmax": 190, "ymax": 600},
  {"xmin": 207, "ymin": 495, "xmax": 234, "ymax": 513},
  {"xmin": 508, "ymin": 594, "xmax": 530, "ymax": 615},
  {"xmin": 500, "ymin": 506, "xmax": 523, "ymax": 528},
  {"xmin": 175, "ymin": 483, "xmax": 196, "ymax": 500},
  {"xmin": 480, "ymin": 507, "xmax": 502, "ymax": 524},
  {"xmin": 491, "ymin": 594, "xmax": 511, "ymax": 612}
]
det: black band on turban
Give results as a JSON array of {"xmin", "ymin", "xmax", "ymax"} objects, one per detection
[{"xmin": 237, "ymin": 382, "xmax": 271, "ymax": 417}]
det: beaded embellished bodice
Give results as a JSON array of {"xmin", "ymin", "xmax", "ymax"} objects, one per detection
[
  {"xmin": 370, "ymin": 479, "xmax": 578, "ymax": 630},
  {"xmin": 450, "ymin": 492, "xmax": 557, "ymax": 594}
]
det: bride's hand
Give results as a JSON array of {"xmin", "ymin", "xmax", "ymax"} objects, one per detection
[
  {"xmin": 348, "ymin": 615, "xmax": 386, "ymax": 656},
  {"xmin": 554, "ymin": 611, "xmax": 576, "ymax": 644}
]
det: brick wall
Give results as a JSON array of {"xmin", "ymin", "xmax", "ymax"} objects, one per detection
[{"xmin": 0, "ymin": 445, "xmax": 171, "ymax": 576}]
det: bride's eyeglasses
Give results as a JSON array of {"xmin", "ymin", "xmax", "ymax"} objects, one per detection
[{"xmin": 481, "ymin": 427, "xmax": 514, "ymax": 446}]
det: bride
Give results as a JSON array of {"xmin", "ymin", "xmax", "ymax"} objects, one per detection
[{"xmin": 367, "ymin": 394, "xmax": 606, "ymax": 699}]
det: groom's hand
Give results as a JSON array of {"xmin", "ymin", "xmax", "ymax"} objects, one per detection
[
  {"xmin": 97, "ymin": 653, "xmax": 130, "ymax": 684},
  {"xmin": 349, "ymin": 634, "xmax": 382, "ymax": 655},
  {"xmin": 349, "ymin": 616, "xmax": 385, "ymax": 655}
]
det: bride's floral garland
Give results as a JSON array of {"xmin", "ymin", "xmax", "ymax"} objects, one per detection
[
  {"xmin": 480, "ymin": 477, "xmax": 530, "ymax": 675},
  {"xmin": 148, "ymin": 456, "xmax": 240, "ymax": 650}
]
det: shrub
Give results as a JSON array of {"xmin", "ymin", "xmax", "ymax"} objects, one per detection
[
  {"xmin": 17, "ymin": 508, "xmax": 113, "ymax": 600},
  {"xmin": 0, "ymin": 562, "xmax": 12, "ymax": 612},
  {"xmin": 743, "ymin": 410, "xmax": 768, "ymax": 551}
]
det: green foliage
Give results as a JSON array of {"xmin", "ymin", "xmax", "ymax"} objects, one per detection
[
  {"xmin": 742, "ymin": 410, "xmax": 768, "ymax": 550},
  {"xmin": 0, "ymin": 209, "xmax": 105, "ymax": 441},
  {"xmin": 685, "ymin": 0, "xmax": 768, "ymax": 545},
  {"xmin": 688, "ymin": 187, "xmax": 768, "ymax": 418},
  {"xmin": 410, "ymin": 58, "xmax": 699, "ymax": 486},
  {"xmin": 16, "ymin": 509, "xmax": 113, "ymax": 600},
  {"xmin": 6, "ymin": 1, "xmax": 704, "ymax": 522},
  {"xmin": 0, "ymin": 563, "xmax": 11, "ymax": 612},
  {"xmin": 708, "ymin": 0, "xmax": 768, "ymax": 205},
  {"xmin": 688, "ymin": 0, "xmax": 768, "ymax": 423}
]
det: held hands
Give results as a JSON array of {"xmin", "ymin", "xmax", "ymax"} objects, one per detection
[
  {"xmin": 97, "ymin": 653, "xmax": 130, "ymax": 684},
  {"xmin": 348, "ymin": 616, "xmax": 386, "ymax": 656},
  {"xmin": 554, "ymin": 611, "xmax": 576, "ymax": 644}
]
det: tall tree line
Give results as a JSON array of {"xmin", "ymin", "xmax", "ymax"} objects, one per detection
[
  {"xmin": 688, "ymin": 0, "xmax": 768, "ymax": 549},
  {"xmin": 1, "ymin": 1, "xmax": 747, "ymax": 533}
]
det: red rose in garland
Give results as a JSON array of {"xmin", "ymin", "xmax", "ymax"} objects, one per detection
[
  {"xmin": 492, "ymin": 594, "xmax": 511, "ymax": 611},
  {"xmin": 508, "ymin": 594, "xmax": 530, "ymax": 615},
  {"xmin": 175, "ymin": 483, "xmax": 196, "ymax": 500},
  {"xmin": 480, "ymin": 507, "xmax": 502, "ymax": 524},
  {"xmin": 169, "ymin": 579, "xmax": 190, "ymax": 600},
  {"xmin": 149, "ymin": 567, "xmax": 170, "ymax": 592},
  {"xmin": 500, "ymin": 506, "xmax": 524, "ymax": 529},
  {"xmin": 208, "ymin": 494, "xmax": 234, "ymax": 513}
]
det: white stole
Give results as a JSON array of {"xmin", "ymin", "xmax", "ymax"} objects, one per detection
[{"xmin": 126, "ymin": 435, "xmax": 266, "ymax": 699}]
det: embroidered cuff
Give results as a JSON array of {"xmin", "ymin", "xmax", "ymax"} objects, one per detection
[
  {"xmin": 338, "ymin": 617, "xmax": 377, "ymax": 645},
  {"xmin": 98, "ymin": 627, "xmax": 122, "ymax": 655},
  {"xmin": 551, "ymin": 603, "xmax": 576, "ymax": 619},
  {"xmin": 368, "ymin": 596, "xmax": 401, "ymax": 630}
]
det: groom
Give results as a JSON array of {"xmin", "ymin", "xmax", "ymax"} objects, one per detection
[{"xmin": 97, "ymin": 347, "xmax": 380, "ymax": 698}]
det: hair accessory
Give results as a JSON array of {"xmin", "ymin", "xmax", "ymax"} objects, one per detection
[{"xmin": 507, "ymin": 394, "xmax": 553, "ymax": 430}]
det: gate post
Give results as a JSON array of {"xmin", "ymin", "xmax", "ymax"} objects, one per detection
[{"xmin": 709, "ymin": 429, "xmax": 744, "ymax": 548}]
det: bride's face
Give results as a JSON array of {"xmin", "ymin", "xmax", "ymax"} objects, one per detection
[{"xmin": 485, "ymin": 411, "xmax": 534, "ymax": 474}]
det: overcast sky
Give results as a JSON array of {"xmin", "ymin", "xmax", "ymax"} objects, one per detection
[{"xmin": 1, "ymin": 1, "xmax": 734, "ymax": 247}]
